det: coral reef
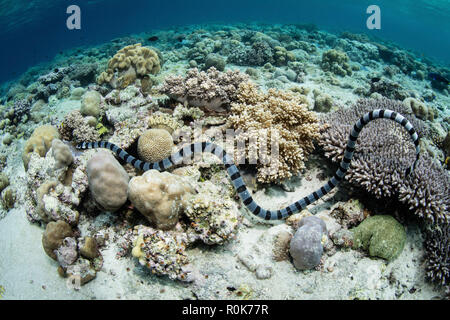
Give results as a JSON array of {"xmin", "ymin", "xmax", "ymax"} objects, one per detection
[
  {"xmin": 228, "ymin": 81, "xmax": 321, "ymax": 183},
  {"xmin": 98, "ymin": 43, "xmax": 161, "ymax": 88},
  {"xmin": 128, "ymin": 170, "xmax": 194, "ymax": 230},
  {"xmin": 319, "ymin": 98, "xmax": 449, "ymax": 223},
  {"xmin": 86, "ymin": 150, "xmax": 130, "ymax": 212},
  {"xmin": 22, "ymin": 125, "xmax": 60, "ymax": 170},
  {"xmin": 137, "ymin": 129, "xmax": 174, "ymax": 163},
  {"xmin": 350, "ymin": 215, "xmax": 406, "ymax": 261},
  {"xmin": 159, "ymin": 67, "xmax": 249, "ymax": 112}
]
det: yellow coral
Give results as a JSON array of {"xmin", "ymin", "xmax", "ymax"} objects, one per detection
[
  {"xmin": 22, "ymin": 125, "xmax": 60, "ymax": 170},
  {"xmin": 98, "ymin": 43, "xmax": 160, "ymax": 88},
  {"xmin": 228, "ymin": 82, "xmax": 321, "ymax": 183}
]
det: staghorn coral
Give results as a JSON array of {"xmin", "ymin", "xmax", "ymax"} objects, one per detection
[
  {"xmin": 137, "ymin": 129, "xmax": 174, "ymax": 163},
  {"xmin": 319, "ymin": 98, "xmax": 449, "ymax": 223},
  {"xmin": 128, "ymin": 170, "xmax": 195, "ymax": 230},
  {"xmin": 22, "ymin": 125, "xmax": 60, "ymax": 170},
  {"xmin": 228, "ymin": 81, "xmax": 321, "ymax": 183},
  {"xmin": 159, "ymin": 67, "xmax": 249, "ymax": 112},
  {"xmin": 86, "ymin": 150, "xmax": 130, "ymax": 212},
  {"xmin": 98, "ymin": 43, "xmax": 160, "ymax": 88},
  {"xmin": 425, "ymin": 222, "xmax": 450, "ymax": 287}
]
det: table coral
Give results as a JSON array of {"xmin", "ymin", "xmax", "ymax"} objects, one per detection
[{"xmin": 227, "ymin": 81, "xmax": 321, "ymax": 183}]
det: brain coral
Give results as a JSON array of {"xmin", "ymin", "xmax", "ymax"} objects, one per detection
[
  {"xmin": 22, "ymin": 125, "xmax": 60, "ymax": 170},
  {"xmin": 227, "ymin": 81, "xmax": 322, "ymax": 184},
  {"xmin": 128, "ymin": 170, "xmax": 195, "ymax": 230},
  {"xmin": 98, "ymin": 43, "xmax": 160, "ymax": 88},
  {"xmin": 86, "ymin": 150, "xmax": 129, "ymax": 212},
  {"xmin": 137, "ymin": 129, "xmax": 174, "ymax": 163}
]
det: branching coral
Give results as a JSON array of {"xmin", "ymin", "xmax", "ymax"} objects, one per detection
[
  {"xmin": 59, "ymin": 110, "xmax": 100, "ymax": 144},
  {"xmin": 98, "ymin": 43, "xmax": 161, "ymax": 88},
  {"xmin": 425, "ymin": 222, "xmax": 450, "ymax": 287},
  {"xmin": 227, "ymin": 81, "xmax": 321, "ymax": 183},
  {"xmin": 319, "ymin": 98, "xmax": 449, "ymax": 223},
  {"xmin": 159, "ymin": 67, "xmax": 249, "ymax": 112}
]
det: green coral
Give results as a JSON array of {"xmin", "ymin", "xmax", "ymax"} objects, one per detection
[{"xmin": 350, "ymin": 215, "xmax": 406, "ymax": 261}]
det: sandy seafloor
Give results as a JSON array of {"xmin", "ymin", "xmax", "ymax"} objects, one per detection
[{"xmin": 0, "ymin": 23, "xmax": 449, "ymax": 299}]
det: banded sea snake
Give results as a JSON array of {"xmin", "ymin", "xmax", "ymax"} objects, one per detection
[{"xmin": 77, "ymin": 109, "xmax": 420, "ymax": 220}]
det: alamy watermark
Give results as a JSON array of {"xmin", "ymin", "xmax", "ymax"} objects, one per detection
[
  {"xmin": 366, "ymin": 5, "xmax": 381, "ymax": 29},
  {"xmin": 66, "ymin": 5, "xmax": 81, "ymax": 30}
]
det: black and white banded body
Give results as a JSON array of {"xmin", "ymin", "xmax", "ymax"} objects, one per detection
[{"xmin": 77, "ymin": 109, "xmax": 420, "ymax": 220}]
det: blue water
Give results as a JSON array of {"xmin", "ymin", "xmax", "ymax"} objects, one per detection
[{"xmin": 0, "ymin": 0, "xmax": 449, "ymax": 84}]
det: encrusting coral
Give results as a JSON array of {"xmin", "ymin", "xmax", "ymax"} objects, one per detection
[
  {"xmin": 22, "ymin": 125, "xmax": 60, "ymax": 170},
  {"xmin": 86, "ymin": 150, "xmax": 130, "ymax": 212},
  {"xmin": 137, "ymin": 129, "xmax": 174, "ymax": 163},
  {"xmin": 159, "ymin": 67, "xmax": 249, "ymax": 112},
  {"xmin": 350, "ymin": 215, "xmax": 406, "ymax": 261},
  {"xmin": 98, "ymin": 43, "xmax": 161, "ymax": 88},
  {"xmin": 227, "ymin": 81, "xmax": 322, "ymax": 183},
  {"xmin": 319, "ymin": 98, "xmax": 449, "ymax": 223}
]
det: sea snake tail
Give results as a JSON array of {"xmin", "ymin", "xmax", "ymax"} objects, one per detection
[{"xmin": 76, "ymin": 109, "xmax": 420, "ymax": 220}]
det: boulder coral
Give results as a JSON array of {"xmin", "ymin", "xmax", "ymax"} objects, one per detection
[
  {"xmin": 137, "ymin": 129, "xmax": 174, "ymax": 163},
  {"xmin": 289, "ymin": 216, "xmax": 327, "ymax": 270},
  {"xmin": 128, "ymin": 170, "xmax": 195, "ymax": 230},
  {"xmin": 22, "ymin": 125, "xmax": 60, "ymax": 170},
  {"xmin": 402, "ymin": 97, "xmax": 435, "ymax": 121},
  {"xmin": 86, "ymin": 150, "xmax": 130, "ymax": 212},
  {"xmin": 97, "ymin": 43, "xmax": 160, "ymax": 88},
  {"xmin": 51, "ymin": 139, "xmax": 73, "ymax": 169}
]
